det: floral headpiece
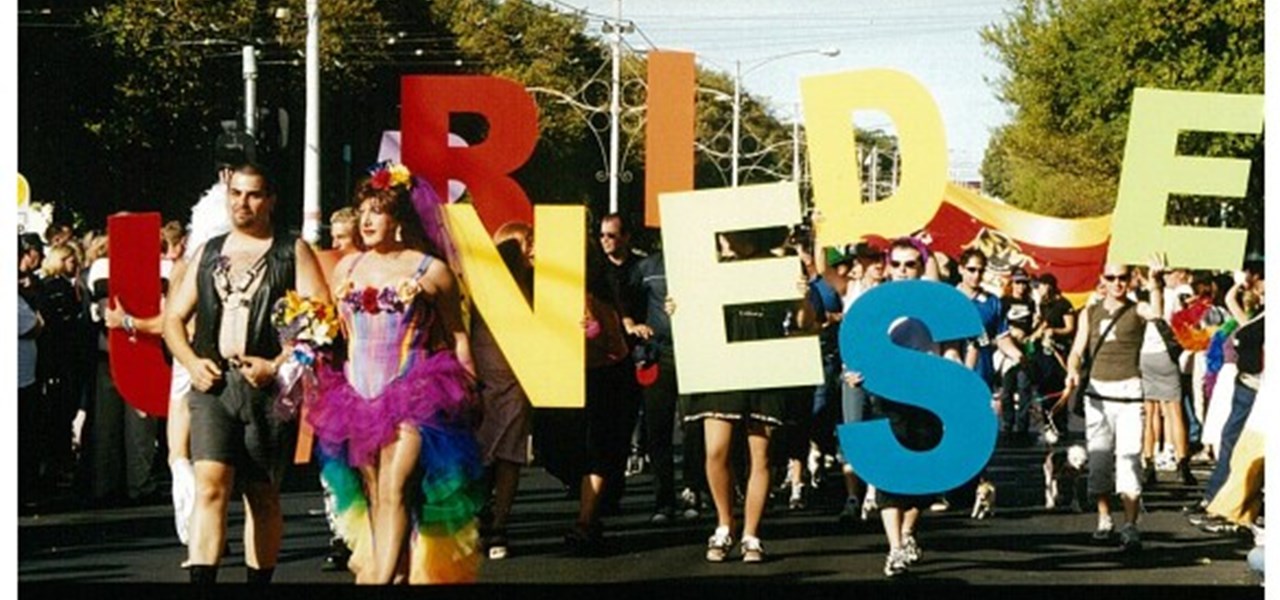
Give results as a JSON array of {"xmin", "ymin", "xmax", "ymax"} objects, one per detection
[{"xmin": 368, "ymin": 161, "xmax": 413, "ymax": 192}]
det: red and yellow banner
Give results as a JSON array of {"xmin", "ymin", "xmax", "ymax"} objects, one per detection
[{"xmin": 920, "ymin": 183, "xmax": 1111, "ymax": 307}]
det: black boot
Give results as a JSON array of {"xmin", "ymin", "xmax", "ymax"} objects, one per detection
[
  {"xmin": 246, "ymin": 566, "xmax": 275, "ymax": 585},
  {"xmin": 1178, "ymin": 457, "xmax": 1198, "ymax": 486},
  {"xmin": 322, "ymin": 536, "xmax": 352, "ymax": 572},
  {"xmin": 188, "ymin": 565, "xmax": 218, "ymax": 584},
  {"xmin": 1143, "ymin": 460, "xmax": 1158, "ymax": 487}
]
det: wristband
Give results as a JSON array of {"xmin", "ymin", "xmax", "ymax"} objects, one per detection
[{"xmin": 123, "ymin": 314, "xmax": 137, "ymax": 340}]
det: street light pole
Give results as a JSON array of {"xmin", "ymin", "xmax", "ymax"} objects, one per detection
[
  {"xmin": 242, "ymin": 45, "xmax": 257, "ymax": 139},
  {"xmin": 791, "ymin": 102, "xmax": 800, "ymax": 183},
  {"xmin": 608, "ymin": 0, "xmax": 622, "ymax": 214},
  {"xmin": 732, "ymin": 59, "xmax": 741, "ymax": 188},
  {"xmin": 730, "ymin": 47, "xmax": 839, "ymax": 188},
  {"xmin": 302, "ymin": 0, "xmax": 321, "ymax": 244}
]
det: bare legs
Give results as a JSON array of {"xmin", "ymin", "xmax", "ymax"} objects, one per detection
[
  {"xmin": 357, "ymin": 423, "xmax": 422, "ymax": 584},
  {"xmin": 242, "ymin": 479, "xmax": 283, "ymax": 570},
  {"xmin": 1142, "ymin": 400, "xmax": 1161, "ymax": 467},
  {"xmin": 742, "ymin": 423, "xmax": 771, "ymax": 539},
  {"xmin": 703, "ymin": 418, "xmax": 772, "ymax": 537},
  {"xmin": 490, "ymin": 460, "xmax": 522, "ymax": 532},
  {"xmin": 704, "ymin": 419, "xmax": 735, "ymax": 531},
  {"xmin": 1096, "ymin": 493, "xmax": 1141, "ymax": 527},
  {"xmin": 880, "ymin": 506, "xmax": 919, "ymax": 550},
  {"xmin": 188, "ymin": 461, "xmax": 233, "ymax": 567},
  {"xmin": 575, "ymin": 473, "xmax": 605, "ymax": 529},
  {"xmin": 186, "ymin": 461, "xmax": 283, "ymax": 573}
]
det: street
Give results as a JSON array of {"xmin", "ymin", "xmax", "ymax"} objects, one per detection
[{"xmin": 18, "ymin": 438, "xmax": 1262, "ymax": 587}]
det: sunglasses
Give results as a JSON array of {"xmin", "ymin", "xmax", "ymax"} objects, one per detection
[
  {"xmin": 964, "ymin": 265, "xmax": 986, "ymax": 274},
  {"xmin": 889, "ymin": 260, "xmax": 921, "ymax": 269},
  {"xmin": 1102, "ymin": 274, "xmax": 1130, "ymax": 283},
  {"xmin": 599, "ymin": 232, "xmax": 621, "ymax": 240}
]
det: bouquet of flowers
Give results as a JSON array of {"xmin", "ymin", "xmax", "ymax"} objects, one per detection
[{"xmin": 271, "ymin": 291, "xmax": 341, "ymax": 421}]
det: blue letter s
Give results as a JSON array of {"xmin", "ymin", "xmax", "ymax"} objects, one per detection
[{"xmin": 836, "ymin": 281, "xmax": 997, "ymax": 495}]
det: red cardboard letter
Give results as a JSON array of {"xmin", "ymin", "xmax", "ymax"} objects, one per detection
[
  {"xmin": 107, "ymin": 213, "xmax": 171, "ymax": 416},
  {"xmin": 401, "ymin": 76, "xmax": 538, "ymax": 234}
]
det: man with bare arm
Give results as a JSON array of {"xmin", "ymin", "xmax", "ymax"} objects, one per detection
[{"xmin": 163, "ymin": 163, "xmax": 327, "ymax": 583}]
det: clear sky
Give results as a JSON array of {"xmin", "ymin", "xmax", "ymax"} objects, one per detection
[{"xmin": 553, "ymin": 0, "xmax": 1017, "ymax": 182}]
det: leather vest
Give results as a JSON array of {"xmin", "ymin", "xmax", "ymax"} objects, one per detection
[{"xmin": 192, "ymin": 234, "xmax": 296, "ymax": 363}]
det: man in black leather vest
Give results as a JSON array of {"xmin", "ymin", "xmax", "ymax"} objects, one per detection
[{"xmin": 163, "ymin": 163, "xmax": 327, "ymax": 584}]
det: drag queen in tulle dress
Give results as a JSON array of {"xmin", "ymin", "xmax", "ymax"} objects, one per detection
[{"xmin": 306, "ymin": 163, "xmax": 481, "ymax": 584}]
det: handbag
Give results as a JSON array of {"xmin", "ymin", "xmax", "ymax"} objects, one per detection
[
  {"xmin": 1070, "ymin": 303, "xmax": 1134, "ymax": 417},
  {"xmin": 1152, "ymin": 318, "xmax": 1184, "ymax": 366}
]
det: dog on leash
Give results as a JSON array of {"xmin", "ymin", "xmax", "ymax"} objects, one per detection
[
  {"xmin": 1044, "ymin": 444, "xmax": 1089, "ymax": 511},
  {"xmin": 971, "ymin": 479, "xmax": 996, "ymax": 520}
]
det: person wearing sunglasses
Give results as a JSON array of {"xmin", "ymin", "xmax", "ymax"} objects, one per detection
[
  {"xmin": 597, "ymin": 214, "xmax": 647, "ymax": 513},
  {"xmin": 997, "ymin": 267, "xmax": 1039, "ymax": 446},
  {"xmin": 1064, "ymin": 258, "xmax": 1167, "ymax": 552},
  {"xmin": 862, "ymin": 237, "xmax": 948, "ymax": 577}
]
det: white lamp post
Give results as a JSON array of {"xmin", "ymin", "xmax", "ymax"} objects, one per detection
[{"xmin": 731, "ymin": 47, "xmax": 839, "ymax": 187}]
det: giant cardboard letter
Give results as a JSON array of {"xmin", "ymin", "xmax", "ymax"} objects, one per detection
[
  {"xmin": 1109, "ymin": 89, "xmax": 1263, "ymax": 270},
  {"xmin": 644, "ymin": 51, "xmax": 696, "ymax": 228},
  {"xmin": 659, "ymin": 182, "xmax": 823, "ymax": 394},
  {"xmin": 402, "ymin": 76, "xmax": 538, "ymax": 234},
  {"xmin": 837, "ymin": 281, "xmax": 996, "ymax": 494},
  {"xmin": 444, "ymin": 204, "xmax": 586, "ymax": 408},
  {"xmin": 108, "ymin": 213, "xmax": 171, "ymax": 416},
  {"xmin": 801, "ymin": 69, "xmax": 948, "ymax": 250}
]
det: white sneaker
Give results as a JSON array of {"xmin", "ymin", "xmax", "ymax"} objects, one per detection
[
  {"xmin": 1093, "ymin": 514, "xmax": 1114, "ymax": 541},
  {"xmin": 171, "ymin": 459, "xmax": 195, "ymax": 546},
  {"xmin": 788, "ymin": 485, "xmax": 805, "ymax": 510},
  {"xmin": 740, "ymin": 536, "xmax": 765, "ymax": 563},
  {"xmin": 902, "ymin": 535, "xmax": 921, "ymax": 564},
  {"xmin": 884, "ymin": 548, "xmax": 908, "ymax": 577},
  {"xmin": 705, "ymin": 527, "xmax": 733, "ymax": 562}
]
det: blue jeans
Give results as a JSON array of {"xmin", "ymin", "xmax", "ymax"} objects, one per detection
[
  {"xmin": 999, "ymin": 365, "xmax": 1034, "ymax": 434},
  {"xmin": 1182, "ymin": 374, "xmax": 1202, "ymax": 444},
  {"xmin": 811, "ymin": 352, "xmax": 843, "ymax": 454},
  {"xmin": 1204, "ymin": 380, "xmax": 1257, "ymax": 501}
]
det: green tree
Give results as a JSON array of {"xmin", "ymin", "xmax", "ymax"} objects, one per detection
[
  {"xmin": 86, "ymin": 0, "xmax": 390, "ymax": 153},
  {"xmin": 981, "ymin": 0, "xmax": 1263, "ymax": 245}
]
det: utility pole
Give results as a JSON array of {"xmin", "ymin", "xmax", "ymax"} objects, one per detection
[
  {"xmin": 302, "ymin": 0, "xmax": 321, "ymax": 243},
  {"xmin": 791, "ymin": 102, "xmax": 801, "ymax": 183},
  {"xmin": 607, "ymin": 0, "xmax": 622, "ymax": 215},
  {"xmin": 242, "ymin": 45, "xmax": 257, "ymax": 139},
  {"xmin": 891, "ymin": 149, "xmax": 899, "ymax": 194},
  {"xmin": 869, "ymin": 146, "xmax": 879, "ymax": 201}
]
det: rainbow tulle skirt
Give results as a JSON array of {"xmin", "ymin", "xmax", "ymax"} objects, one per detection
[{"xmin": 308, "ymin": 351, "xmax": 483, "ymax": 583}]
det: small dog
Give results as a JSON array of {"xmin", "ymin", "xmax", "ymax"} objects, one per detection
[
  {"xmin": 971, "ymin": 479, "xmax": 996, "ymax": 520},
  {"xmin": 1044, "ymin": 444, "xmax": 1089, "ymax": 511}
]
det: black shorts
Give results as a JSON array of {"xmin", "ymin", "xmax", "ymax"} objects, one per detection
[
  {"xmin": 188, "ymin": 369, "xmax": 294, "ymax": 485},
  {"xmin": 871, "ymin": 398, "xmax": 943, "ymax": 509}
]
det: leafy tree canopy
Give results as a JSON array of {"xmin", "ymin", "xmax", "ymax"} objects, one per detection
[{"xmin": 981, "ymin": 0, "xmax": 1263, "ymax": 229}]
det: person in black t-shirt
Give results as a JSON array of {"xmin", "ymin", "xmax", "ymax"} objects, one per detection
[
  {"xmin": 998, "ymin": 267, "xmax": 1038, "ymax": 442},
  {"xmin": 1032, "ymin": 273, "xmax": 1076, "ymax": 428}
]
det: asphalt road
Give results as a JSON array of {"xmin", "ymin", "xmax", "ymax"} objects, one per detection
[{"xmin": 18, "ymin": 437, "xmax": 1262, "ymax": 588}]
